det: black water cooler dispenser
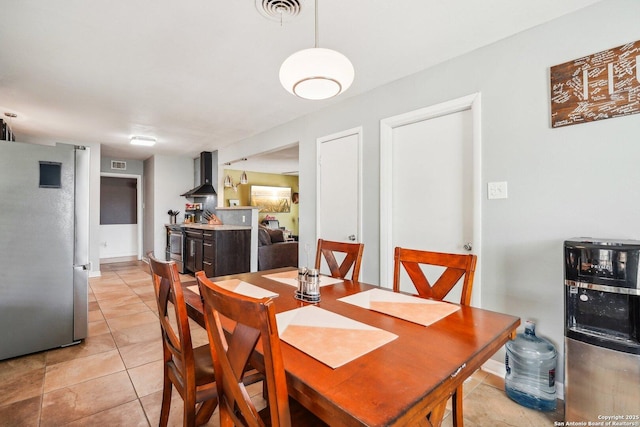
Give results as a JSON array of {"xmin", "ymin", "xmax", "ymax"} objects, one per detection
[{"xmin": 564, "ymin": 239, "xmax": 640, "ymax": 422}]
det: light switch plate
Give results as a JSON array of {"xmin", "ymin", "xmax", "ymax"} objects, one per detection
[{"xmin": 488, "ymin": 181, "xmax": 508, "ymax": 200}]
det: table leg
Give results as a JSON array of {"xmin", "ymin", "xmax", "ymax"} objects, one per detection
[
  {"xmin": 426, "ymin": 397, "xmax": 448, "ymax": 427},
  {"xmin": 452, "ymin": 386, "xmax": 464, "ymax": 427}
]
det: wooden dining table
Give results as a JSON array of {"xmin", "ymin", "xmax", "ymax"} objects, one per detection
[{"xmin": 181, "ymin": 267, "xmax": 520, "ymax": 427}]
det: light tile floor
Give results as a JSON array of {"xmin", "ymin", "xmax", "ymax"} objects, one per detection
[{"xmin": 0, "ymin": 261, "xmax": 564, "ymax": 426}]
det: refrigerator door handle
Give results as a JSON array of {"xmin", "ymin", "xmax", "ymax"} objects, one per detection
[
  {"xmin": 74, "ymin": 262, "xmax": 92, "ymax": 271},
  {"xmin": 73, "ymin": 147, "xmax": 90, "ymax": 342},
  {"xmin": 72, "ymin": 264, "xmax": 89, "ymax": 340}
]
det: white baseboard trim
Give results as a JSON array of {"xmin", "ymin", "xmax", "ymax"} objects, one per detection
[
  {"xmin": 481, "ymin": 358, "xmax": 505, "ymax": 378},
  {"xmin": 481, "ymin": 359, "xmax": 564, "ymax": 400},
  {"xmin": 100, "ymin": 255, "xmax": 139, "ymax": 264}
]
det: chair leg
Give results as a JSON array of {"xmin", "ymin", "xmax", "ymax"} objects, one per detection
[
  {"xmin": 159, "ymin": 376, "xmax": 173, "ymax": 427},
  {"xmin": 219, "ymin": 405, "xmax": 234, "ymax": 427},
  {"xmin": 183, "ymin": 393, "xmax": 197, "ymax": 427},
  {"xmin": 451, "ymin": 386, "xmax": 464, "ymax": 427},
  {"xmin": 195, "ymin": 398, "xmax": 218, "ymax": 426}
]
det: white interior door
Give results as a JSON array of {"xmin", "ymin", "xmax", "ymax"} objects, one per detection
[
  {"xmin": 316, "ymin": 127, "xmax": 362, "ymax": 271},
  {"xmin": 393, "ymin": 111, "xmax": 472, "ymax": 252},
  {"xmin": 380, "ymin": 94, "xmax": 481, "ymax": 305}
]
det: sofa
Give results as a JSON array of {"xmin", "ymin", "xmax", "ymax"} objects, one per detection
[{"xmin": 257, "ymin": 225, "xmax": 298, "ymax": 270}]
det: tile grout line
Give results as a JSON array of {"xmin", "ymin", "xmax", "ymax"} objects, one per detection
[
  {"xmin": 38, "ymin": 295, "xmax": 133, "ymax": 424},
  {"xmin": 102, "ymin": 287, "xmax": 152, "ymax": 427},
  {"xmin": 117, "ymin": 264, "xmax": 155, "ymax": 427}
]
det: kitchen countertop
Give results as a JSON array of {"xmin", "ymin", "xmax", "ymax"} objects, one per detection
[{"xmin": 180, "ymin": 223, "xmax": 251, "ymax": 231}]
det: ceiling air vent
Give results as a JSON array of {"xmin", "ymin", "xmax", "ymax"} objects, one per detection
[
  {"xmin": 111, "ymin": 160, "xmax": 127, "ymax": 171},
  {"xmin": 256, "ymin": 0, "xmax": 302, "ymax": 23}
]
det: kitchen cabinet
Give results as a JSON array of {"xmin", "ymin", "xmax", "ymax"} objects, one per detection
[
  {"xmin": 203, "ymin": 232, "xmax": 214, "ymax": 276},
  {"xmin": 184, "ymin": 226, "xmax": 250, "ymax": 277},
  {"xmin": 185, "ymin": 228, "xmax": 203, "ymax": 273},
  {"xmin": 1, "ymin": 119, "xmax": 16, "ymax": 141},
  {"xmin": 202, "ymin": 229, "xmax": 250, "ymax": 277}
]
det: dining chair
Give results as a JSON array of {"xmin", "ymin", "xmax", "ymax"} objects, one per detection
[
  {"xmin": 393, "ymin": 246, "xmax": 478, "ymax": 427},
  {"xmin": 196, "ymin": 271, "xmax": 327, "ymax": 427},
  {"xmin": 148, "ymin": 253, "xmax": 218, "ymax": 427},
  {"xmin": 315, "ymin": 238, "xmax": 364, "ymax": 281}
]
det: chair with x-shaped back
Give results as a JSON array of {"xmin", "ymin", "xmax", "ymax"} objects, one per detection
[
  {"xmin": 393, "ymin": 246, "xmax": 477, "ymax": 427},
  {"xmin": 393, "ymin": 247, "xmax": 477, "ymax": 305},
  {"xmin": 196, "ymin": 271, "xmax": 326, "ymax": 427},
  {"xmin": 314, "ymin": 239, "xmax": 364, "ymax": 282},
  {"xmin": 148, "ymin": 253, "xmax": 218, "ymax": 427}
]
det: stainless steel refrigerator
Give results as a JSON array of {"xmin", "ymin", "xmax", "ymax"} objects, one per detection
[{"xmin": 0, "ymin": 140, "xmax": 90, "ymax": 361}]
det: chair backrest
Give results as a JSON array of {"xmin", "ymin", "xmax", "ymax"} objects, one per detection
[
  {"xmin": 393, "ymin": 247, "xmax": 477, "ymax": 306},
  {"xmin": 196, "ymin": 271, "xmax": 292, "ymax": 427},
  {"xmin": 148, "ymin": 253, "xmax": 197, "ymax": 385},
  {"xmin": 314, "ymin": 239, "xmax": 364, "ymax": 281}
]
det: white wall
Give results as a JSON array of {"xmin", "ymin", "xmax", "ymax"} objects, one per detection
[
  {"xmin": 219, "ymin": 0, "xmax": 640, "ymax": 382},
  {"xmin": 99, "ymin": 224, "xmax": 138, "ymax": 258},
  {"xmin": 146, "ymin": 154, "xmax": 194, "ymax": 259},
  {"xmin": 100, "ymin": 156, "xmax": 144, "ymax": 175}
]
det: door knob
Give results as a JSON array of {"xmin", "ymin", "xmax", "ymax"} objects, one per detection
[
  {"xmin": 463, "ymin": 242, "xmax": 473, "ymax": 251},
  {"xmin": 348, "ymin": 235, "xmax": 356, "ymax": 241}
]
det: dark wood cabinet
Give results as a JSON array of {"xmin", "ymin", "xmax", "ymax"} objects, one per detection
[
  {"xmin": 202, "ymin": 230, "xmax": 214, "ymax": 277},
  {"xmin": 185, "ymin": 229, "xmax": 203, "ymax": 273},
  {"xmin": 203, "ymin": 229, "xmax": 250, "ymax": 277},
  {"xmin": 184, "ymin": 227, "xmax": 250, "ymax": 277},
  {"xmin": 1, "ymin": 119, "xmax": 16, "ymax": 141}
]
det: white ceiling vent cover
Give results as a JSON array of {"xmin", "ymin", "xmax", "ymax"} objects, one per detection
[
  {"xmin": 256, "ymin": 0, "xmax": 303, "ymax": 23},
  {"xmin": 111, "ymin": 160, "xmax": 127, "ymax": 170}
]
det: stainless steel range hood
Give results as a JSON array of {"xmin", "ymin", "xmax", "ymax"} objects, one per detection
[{"xmin": 181, "ymin": 151, "xmax": 217, "ymax": 197}]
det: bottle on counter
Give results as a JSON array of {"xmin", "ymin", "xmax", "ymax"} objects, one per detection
[{"xmin": 505, "ymin": 320, "xmax": 557, "ymax": 411}]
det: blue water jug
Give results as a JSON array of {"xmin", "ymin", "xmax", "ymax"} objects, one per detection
[{"xmin": 505, "ymin": 320, "xmax": 557, "ymax": 411}]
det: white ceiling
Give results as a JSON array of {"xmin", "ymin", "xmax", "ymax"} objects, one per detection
[
  {"xmin": 226, "ymin": 143, "xmax": 300, "ymax": 175},
  {"xmin": 1, "ymin": 0, "xmax": 604, "ymax": 167}
]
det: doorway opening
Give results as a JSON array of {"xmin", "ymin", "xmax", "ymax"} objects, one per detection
[
  {"xmin": 99, "ymin": 173, "xmax": 143, "ymax": 263},
  {"xmin": 223, "ymin": 143, "xmax": 300, "ymax": 237}
]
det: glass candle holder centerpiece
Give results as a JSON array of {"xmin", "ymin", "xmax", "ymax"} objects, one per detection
[{"xmin": 295, "ymin": 267, "xmax": 320, "ymax": 303}]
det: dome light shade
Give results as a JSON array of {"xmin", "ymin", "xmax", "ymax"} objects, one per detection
[{"xmin": 279, "ymin": 48, "xmax": 354, "ymax": 100}]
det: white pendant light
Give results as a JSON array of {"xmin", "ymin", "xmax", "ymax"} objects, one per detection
[{"xmin": 279, "ymin": 0, "xmax": 354, "ymax": 100}]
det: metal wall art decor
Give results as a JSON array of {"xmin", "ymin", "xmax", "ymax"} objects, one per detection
[{"xmin": 550, "ymin": 40, "xmax": 640, "ymax": 128}]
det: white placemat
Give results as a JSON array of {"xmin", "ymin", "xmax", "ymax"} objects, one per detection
[
  {"xmin": 188, "ymin": 279, "xmax": 278, "ymax": 299},
  {"xmin": 338, "ymin": 288, "xmax": 460, "ymax": 327},
  {"xmin": 276, "ymin": 305, "xmax": 397, "ymax": 369},
  {"xmin": 263, "ymin": 270, "xmax": 343, "ymax": 287}
]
